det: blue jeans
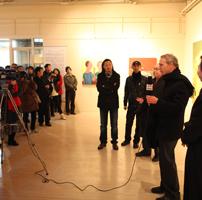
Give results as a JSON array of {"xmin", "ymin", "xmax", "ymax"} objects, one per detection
[{"xmin": 99, "ymin": 108, "xmax": 118, "ymax": 144}]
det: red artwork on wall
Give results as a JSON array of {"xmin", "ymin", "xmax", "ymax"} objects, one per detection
[{"xmin": 129, "ymin": 57, "xmax": 157, "ymax": 76}]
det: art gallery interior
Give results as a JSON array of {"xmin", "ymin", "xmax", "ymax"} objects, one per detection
[{"xmin": 0, "ymin": 0, "xmax": 202, "ymax": 199}]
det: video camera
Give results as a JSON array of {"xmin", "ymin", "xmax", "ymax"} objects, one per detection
[{"xmin": 0, "ymin": 67, "xmax": 17, "ymax": 90}]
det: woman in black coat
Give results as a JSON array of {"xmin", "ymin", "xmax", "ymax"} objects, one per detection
[
  {"xmin": 96, "ymin": 59, "xmax": 120, "ymax": 150},
  {"xmin": 182, "ymin": 62, "xmax": 202, "ymax": 200}
]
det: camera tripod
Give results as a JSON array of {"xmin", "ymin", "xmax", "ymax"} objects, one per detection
[{"xmin": 0, "ymin": 86, "xmax": 48, "ymax": 175}]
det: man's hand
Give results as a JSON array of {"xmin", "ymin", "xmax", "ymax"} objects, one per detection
[
  {"xmin": 136, "ymin": 97, "xmax": 144, "ymax": 104},
  {"xmin": 146, "ymin": 95, "xmax": 158, "ymax": 104},
  {"xmin": 45, "ymin": 84, "xmax": 50, "ymax": 89}
]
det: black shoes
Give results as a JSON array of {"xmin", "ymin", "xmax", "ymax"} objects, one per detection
[
  {"xmin": 121, "ymin": 141, "xmax": 139, "ymax": 148},
  {"xmin": 71, "ymin": 112, "xmax": 76, "ymax": 115},
  {"xmin": 98, "ymin": 143, "xmax": 119, "ymax": 150},
  {"xmin": 151, "ymin": 186, "xmax": 164, "ymax": 194},
  {"xmin": 121, "ymin": 141, "xmax": 130, "ymax": 146},
  {"xmin": 8, "ymin": 140, "xmax": 19, "ymax": 146},
  {"xmin": 45, "ymin": 123, "xmax": 52, "ymax": 127},
  {"xmin": 152, "ymin": 155, "xmax": 159, "ymax": 162},
  {"xmin": 98, "ymin": 143, "xmax": 106, "ymax": 150},
  {"xmin": 136, "ymin": 149, "xmax": 151, "ymax": 157},
  {"xmin": 156, "ymin": 195, "xmax": 171, "ymax": 200},
  {"xmin": 112, "ymin": 143, "xmax": 119, "ymax": 150},
  {"xmin": 133, "ymin": 143, "xmax": 139, "ymax": 149}
]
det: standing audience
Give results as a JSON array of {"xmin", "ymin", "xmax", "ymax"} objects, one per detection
[
  {"xmin": 121, "ymin": 61, "xmax": 147, "ymax": 149},
  {"xmin": 52, "ymin": 68, "xmax": 65, "ymax": 119},
  {"xmin": 96, "ymin": 59, "xmax": 120, "ymax": 150},
  {"xmin": 34, "ymin": 66, "xmax": 52, "ymax": 127},
  {"xmin": 64, "ymin": 66, "xmax": 78, "ymax": 115},
  {"xmin": 19, "ymin": 71, "xmax": 38, "ymax": 133}
]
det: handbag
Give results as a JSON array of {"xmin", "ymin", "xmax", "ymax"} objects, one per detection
[{"xmin": 32, "ymin": 91, "xmax": 41, "ymax": 104}]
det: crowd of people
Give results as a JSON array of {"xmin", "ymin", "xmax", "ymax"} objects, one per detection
[{"xmin": 0, "ymin": 63, "xmax": 78, "ymax": 146}]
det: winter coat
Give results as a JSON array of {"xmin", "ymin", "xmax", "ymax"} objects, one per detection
[
  {"xmin": 64, "ymin": 74, "xmax": 77, "ymax": 91},
  {"xmin": 96, "ymin": 70, "xmax": 120, "ymax": 109},
  {"xmin": 124, "ymin": 71, "xmax": 147, "ymax": 110},
  {"xmin": 181, "ymin": 89, "xmax": 202, "ymax": 200},
  {"xmin": 7, "ymin": 83, "xmax": 21, "ymax": 112},
  {"xmin": 152, "ymin": 68, "xmax": 194, "ymax": 141},
  {"xmin": 20, "ymin": 79, "xmax": 38, "ymax": 113}
]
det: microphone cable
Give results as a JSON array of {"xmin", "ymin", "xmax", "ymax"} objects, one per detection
[
  {"xmin": 5, "ymin": 88, "xmax": 143, "ymax": 192},
  {"xmin": 35, "ymin": 142, "xmax": 142, "ymax": 192}
]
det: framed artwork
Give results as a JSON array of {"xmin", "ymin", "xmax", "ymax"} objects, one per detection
[
  {"xmin": 193, "ymin": 40, "xmax": 202, "ymax": 98},
  {"xmin": 82, "ymin": 60, "xmax": 102, "ymax": 85}
]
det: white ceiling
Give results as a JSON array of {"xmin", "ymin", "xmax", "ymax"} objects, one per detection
[{"xmin": 0, "ymin": 0, "xmax": 188, "ymax": 5}]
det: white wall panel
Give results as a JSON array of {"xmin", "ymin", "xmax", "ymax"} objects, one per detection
[
  {"xmin": 123, "ymin": 22, "xmax": 150, "ymax": 38},
  {"xmin": 95, "ymin": 23, "xmax": 122, "ymax": 38},
  {"xmin": 0, "ymin": 20, "xmax": 15, "ymax": 36}
]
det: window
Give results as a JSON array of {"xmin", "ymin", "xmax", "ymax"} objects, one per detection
[{"xmin": 12, "ymin": 39, "xmax": 32, "ymax": 48}]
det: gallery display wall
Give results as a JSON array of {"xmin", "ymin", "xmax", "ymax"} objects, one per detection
[{"xmin": 0, "ymin": 3, "xmax": 189, "ymax": 112}]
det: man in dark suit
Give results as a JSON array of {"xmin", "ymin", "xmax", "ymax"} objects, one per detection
[{"xmin": 146, "ymin": 54, "xmax": 194, "ymax": 200}]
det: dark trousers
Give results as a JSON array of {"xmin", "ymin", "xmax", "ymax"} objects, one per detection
[
  {"xmin": 65, "ymin": 90, "xmax": 75, "ymax": 113},
  {"xmin": 159, "ymin": 139, "xmax": 180, "ymax": 200},
  {"xmin": 23, "ymin": 111, "xmax": 36, "ymax": 130},
  {"xmin": 38, "ymin": 99, "xmax": 50, "ymax": 125},
  {"xmin": 99, "ymin": 108, "xmax": 118, "ymax": 144},
  {"xmin": 140, "ymin": 110, "xmax": 151, "ymax": 151},
  {"xmin": 124, "ymin": 107, "xmax": 142, "ymax": 144},
  {"xmin": 50, "ymin": 95, "xmax": 62, "ymax": 115},
  {"xmin": 50, "ymin": 96, "xmax": 57, "ymax": 115},
  {"xmin": 7, "ymin": 111, "xmax": 18, "ymax": 143}
]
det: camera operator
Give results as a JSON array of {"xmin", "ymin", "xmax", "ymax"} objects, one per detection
[{"xmin": 7, "ymin": 76, "xmax": 22, "ymax": 146}]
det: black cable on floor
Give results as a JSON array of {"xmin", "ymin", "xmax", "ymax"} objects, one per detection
[{"xmin": 35, "ymin": 143, "xmax": 142, "ymax": 192}]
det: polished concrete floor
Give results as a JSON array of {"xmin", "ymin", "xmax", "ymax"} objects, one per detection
[{"xmin": 0, "ymin": 111, "xmax": 186, "ymax": 200}]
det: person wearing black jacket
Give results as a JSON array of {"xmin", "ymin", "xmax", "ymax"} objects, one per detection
[
  {"xmin": 121, "ymin": 61, "xmax": 147, "ymax": 149},
  {"xmin": 140, "ymin": 65, "xmax": 165, "ymax": 161},
  {"xmin": 96, "ymin": 59, "xmax": 120, "ymax": 150},
  {"xmin": 181, "ymin": 59, "xmax": 202, "ymax": 200},
  {"xmin": 34, "ymin": 67, "xmax": 52, "ymax": 127},
  {"xmin": 147, "ymin": 54, "xmax": 194, "ymax": 200}
]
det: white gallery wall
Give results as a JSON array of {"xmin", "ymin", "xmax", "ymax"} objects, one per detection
[
  {"xmin": 0, "ymin": 3, "xmax": 186, "ymax": 112},
  {"xmin": 184, "ymin": 1, "xmax": 202, "ymax": 81}
]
